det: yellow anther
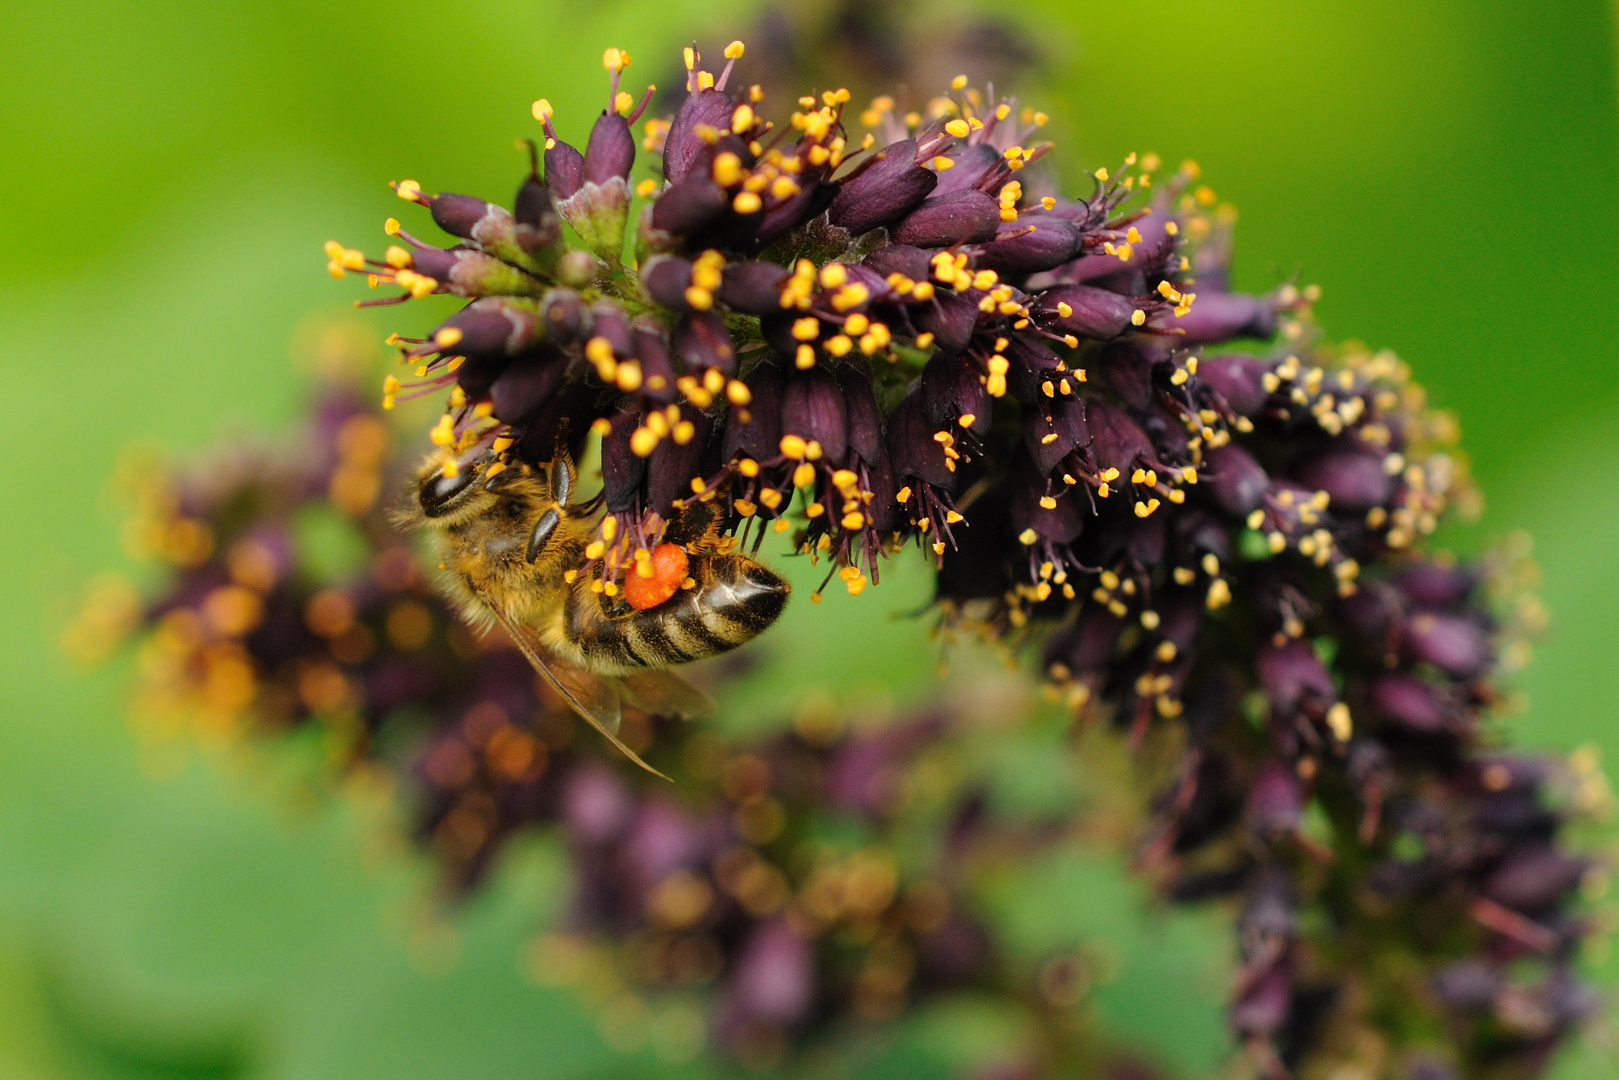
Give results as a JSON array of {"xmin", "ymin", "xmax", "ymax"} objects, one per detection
[
  {"xmin": 1018, "ymin": 528, "xmax": 1038, "ymax": 545},
  {"xmin": 818, "ymin": 262, "xmax": 848, "ymax": 289},
  {"xmin": 944, "ymin": 119, "xmax": 970, "ymax": 138},
  {"xmin": 602, "ymin": 47, "xmax": 630, "ymax": 72},
  {"xmin": 795, "ymin": 344, "xmax": 816, "ymax": 369},
  {"xmin": 724, "ymin": 40, "xmax": 745, "ymax": 59},
  {"xmin": 1326, "ymin": 703, "xmax": 1353, "ymax": 741},
  {"xmin": 712, "ymin": 152, "xmax": 744, "ymax": 186},
  {"xmin": 733, "ymin": 191, "xmax": 762, "ymax": 214},
  {"xmin": 434, "ymin": 326, "xmax": 464, "ymax": 349},
  {"xmin": 779, "ymin": 434, "xmax": 808, "ymax": 459},
  {"xmin": 630, "ymin": 427, "xmax": 659, "ymax": 456},
  {"xmin": 684, "ymin": 286, "xmax": 714, "ymax": 310}
]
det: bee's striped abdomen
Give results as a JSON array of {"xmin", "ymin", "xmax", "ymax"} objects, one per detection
[{"xmin": 565, "ymin": 554, "xmax": 789, "ymax": 672}]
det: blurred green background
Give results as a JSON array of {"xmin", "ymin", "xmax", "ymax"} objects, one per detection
[{"xmin": 4, "ymin": 0, "xmax": 1618, "ymax": 1077}]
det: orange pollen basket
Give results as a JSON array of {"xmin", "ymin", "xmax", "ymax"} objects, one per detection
[{"xmin": 622, "ymin": 543, "xmax": 689, "ymax": 610}]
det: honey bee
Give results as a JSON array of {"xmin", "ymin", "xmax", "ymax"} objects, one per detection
[{"xmin": 406, "ymin": 447, "xmax": 790, "ymax": 775}]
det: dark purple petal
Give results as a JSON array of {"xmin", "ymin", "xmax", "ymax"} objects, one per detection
[
  {"xmin": 972, "ymin": 217, "xmax": 1084, "ymax": 277},
  {"xmin": 1165, "ymin": 291, "xmax": 1276, "ymax": 343},
  {"xmin": 544, "ymin": 140, "xmax": 586, "ymax": 202},
  {"xmin": 1294, "ymin": 451, "xmax": 1393, "ymax": 514},
  {"xmin": 1203, "ymin": 444, "xmax": 1269, "ymax": 517},
  {"xmin": 1041, "ymin": 283, "xmax": 1139, "ymax": 340},
  {"xmin": 583, "ymin": 111, "xmax": 635, "ymax": 185},
  {"xmin": 780, "ymin": 366, "xmax": 848, "ymax": 463},
  {"xmin": 828, "ymin": 139, "xmax": 937, "ymax": 235},
  {"xmin": 718, "ymin": 260, "xmax": 790, "ymax": 315},
  {"xmin": 892, "ymin": 188, "xmax": 1002, "ymax": 247},
  {"xmin": 663, "ymin": 89, "xmax": 737, "ymax": 184}
]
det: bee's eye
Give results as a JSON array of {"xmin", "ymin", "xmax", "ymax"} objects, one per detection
[
  {"xmin": 418, "ymin": 464, "xmax": 477, "ymax": 517},
  {"xmin": 526, "ymin": 508, "xmax": 561, "ymax": 562}
]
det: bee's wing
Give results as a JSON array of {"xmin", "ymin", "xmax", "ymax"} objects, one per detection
[
  {"xmin": 611, "ymin": 669, "xmax": 715, "ymax": 721},
  {"xmin": 478, "ymin": 596, "xmax": 670, "ymax": 780}
]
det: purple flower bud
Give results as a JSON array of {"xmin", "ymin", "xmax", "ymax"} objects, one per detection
[
  {"xmin": 619, "ymin": 797, "xmax": 705, "ymax": 890},
  {"xmin": 1483, "ymin": 845, "xmax": 1588, "ymax": 913},
  {"xmin": 718, "ymin": 921, "xmax": 815, "ymax": 1033},
  {"xmin": 1337, "ymin": 581, "xmax": 1401, "ymax": 642},
  {"xmin": 513, "ymin": 376, "xmax": 597, "ymax": 465},
  {"xmin": 1004, "ymin": 335, "xmax": 1067, "ymax": 402},
  {"xmin": 1400, "ymin": 613, "xmax": 1492, "ymax": 681},
  {"xmin": 722, "ymin": 360, "xmax": 784, "ymax": 462},
  {"xmin": 601, "ymin": 409, "xmax": 647, "ymax": 512},
  {"xmin": 1010, "ymin": 457, "xmax": 1085, "ymax": 543},
  {"xmin": 828, "ymin": 139, "xmax": 938, "ymax": 235},
  {"xmin": 1245, "ymin": 761, "xmax": 1304, "ymax": 840},
  {"xmin": 718, "ymin": 260, "xmax": 790, "ymax": 315},
  {"xmin": 1044, "ymin": 605, "xmax": 1126, "ymax": 675},
  {"xmin": 539, "ymin": 288, "xmax": 588, "ymax": 344},
  {"xmin": 587, "ymin": 302, "xmax": 633, "ymax": 358},
  {"xmin": 436, "ymin": 297, "xmax": 541, "ymax": 357},
  {"xmin": 1196, "ymin": 354, "xmax": 1273, "ymax": 417},
  {"xmin": 544, "ymin": 140, "xmax": 586, "ymax": 202},
  {"xmin": 1367, "ymin": 673, "xmax": 1448, "ymax": 734},
  {"xmin": 781, "ymin": 366, "xmax": 848, "ymax": 463},
  {"xmin": 1023, "ymin": 396, "xmax": 1087, "ymax": 475},
  {"xmin": 631, "ymin": 322, "xmax": 678, "ymax": 403},
  {"xmin": 1083, "ymin": 400, "xmax": 1155, "ymax": 474},
  {"xmin": 640, "ymin": 255, "xmax": 695, "ymax": 311},
  {"xmin": 1203, "ymin": 444, "xmax": 1269, "ymax": 517},
  {"xmin": 514, "ymin": 170, "xmax": 561, "ymax": 255},
  {"xmin": 1093, "ymin": 340, "xmax": 1164, "ymax": 411},
  {"xmin": 752, "ymin": 179, "xmax": 838, "ymax": 249},
  {"xmin": 1229, "ymin": 959, "xmax": 1292, "ymax": 1038},
  {"xmin": 424, "ymin": 193, "xmax": 500, "ymax": 240},
  {"xmin": 644, "ymin": 404, "xmax": 711, "ymax": 515},
  {"xmin": 892, "ymin": 188, "xmax": 1002, "ymax": 247},
  {"xmin": 913, "ymin": 290, "xmax": 981, "ymax": 354},
  {"xmin": 972, "ymin": 217, "xmax": 1085, "ymax": 277},
  {"xmin": 561, "ymin": 763, "xmax": 633, "ymax": 845},
  {"xmin": 650, "ymin": 176, "xmax": 728, "ymax": 237},
  {"xmin": 1294, "ymin": 450, "xmax": 1393, "ymax": 513},
  {"xmin": 1165, "ymin": 291, "xmax": 1276, "ymax": 344},
  {"xmin": 671, "ymin": 310, "xmax": 737, "ymax": 377},
  {"xmin": 1040, "ymin": 284, "xmax": 1140, "ymax": 340},
  {"xmin": 489, "ymin": 348, "xmax": 568, "ymax": 425},
  {"xmin": 930, "ymin": 143, "xmax": 1000, "ymax": 196},
  {"xmin": 1256, "ymin": 640, "xmax": 1335, "ymax": 717},
  {"xmin": 1394, "ymin": 563, "xmax": 1479, "ymax": 610},
  {"xmin": 583, "ymin": 111, "xmax": 635, "ymax": 185},
  {"xmin": 835, "ymin": 362, "xmax": 885, "ymax": 465},
  {"xmin": 887, "ymin": 388, "xmax": 956, "ymax": 489},
  {"xmin": 921, "ymin": 353, "xmax": 991, "ymax": 435},
  {"xmin": 663, "ymin": 89, "xmax": 737, "ymax": 184},
  {"xmin": 861, "ymin": 243, "xmax": 933, "ymax": 283}
]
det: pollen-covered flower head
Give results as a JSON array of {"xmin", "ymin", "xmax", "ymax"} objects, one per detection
[{"xmin": 308, "ymin": 35, "xmax": 1608, "ymax": 1080}]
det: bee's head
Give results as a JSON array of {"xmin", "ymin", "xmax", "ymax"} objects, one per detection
[
  {"xmin": 415, "ymin": 449, "xmax": 499, "ymax": 521},
  {"xmin": 413, "ymin": 447, "xmax": 567, "ymax": 524}
]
